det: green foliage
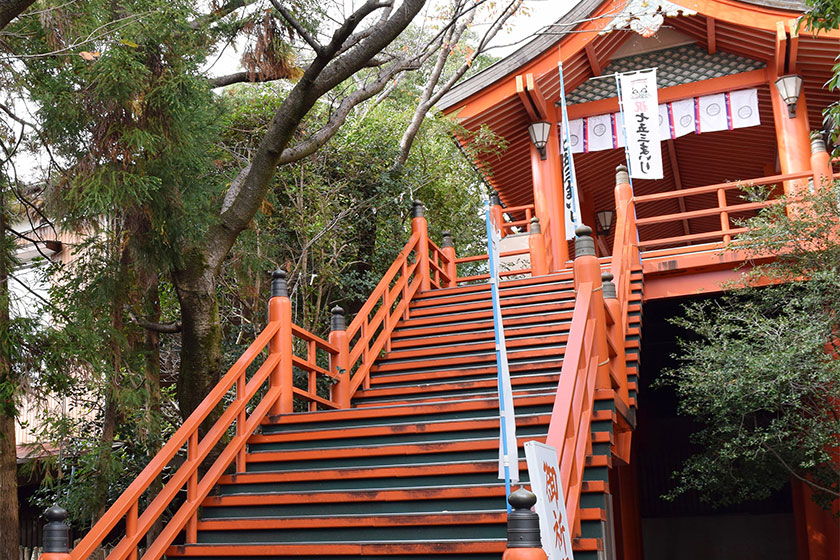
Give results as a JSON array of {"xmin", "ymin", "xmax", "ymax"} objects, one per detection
[{"xmin": 660, "ymin": 184, "xmax": 840, "ymax": 510}]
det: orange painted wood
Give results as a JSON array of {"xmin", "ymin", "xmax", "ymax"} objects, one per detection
[
  {"xmin": 218, "ymin": 459, "xmax": 528, "ymax": 485},
  {"xmin": 245, "ymin": 435, "xmax": 546, "ymax": 464},
  {"xmin": 249, "ymin": 413, "xmax": 551, "ymax": 445},
  {"xmin": 70, "ymin": 322, "xmax": 281, "ymax": 560},
  {"xmin": 369, "ymin": 359, "xmax": 566, "ymax": 386},
  {"xmin": 196, "ymin": 511, "xmax": 507, "ymax": 531},
  {"xmin": 203, "ymin": 485, "xmax": 509, "ymax": 507},
  {"xmin": 168, "ymin": 541, "xmax": 508, "ymax": 556}
]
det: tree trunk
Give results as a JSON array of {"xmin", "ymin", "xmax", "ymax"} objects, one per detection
[
  {"xmin": 142, "ymin": 275, "xmax": 163, "ymax": 548},
  {"xmin": 0, "ymin": 410, "xmax": 19, "ymax": 560},
  {"xmin": 173, "ymin": 262, "xmax": 223, "ymax": 422},
  {"xmin": 0, "ymin": 0, "xmax": 36, "ymax": 30},
  {"xmin": 0, "ymin": 173, "xmax": 19, "ymax": 560}
]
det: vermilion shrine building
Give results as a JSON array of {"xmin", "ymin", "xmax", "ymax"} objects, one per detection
[
  {"xmin": 51, "ymin": 1, "xmax": 839, "ymax": 559},
  {"xmin": 438, "ymin": 0, "xmax": 839, "ymax": 558}
]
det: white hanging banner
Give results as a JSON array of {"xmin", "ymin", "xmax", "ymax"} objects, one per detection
[
  {"xmin": 619, "ymin": 69, "xmax": 663, "ymax": 179},
  {"xmin": 563, "ymin": 88, "xmax": 760, "ymax": 152},
  {"xmin": 486, "ymin": 205, "xmax": 519, "ymax": 489},
  {"xmin": 698, "ymin": 92, "xmax": 728, "ymax": 133},
  {"xmin": 587, "ymin": 114, "xmax": 614, "ymax": 152},
  {"xmin": 525, "ymin": 441, "xmax": 575, "ymax": 560},
  {"xmin": 558, "ymin": 57, "xmax": 583, "ymax": 240},
  {"xmin": 730, "ymin": 88, "xmax": 760, "ymax": 128},
  {"xmin": 670, "ymin": 97, "xmax": 696, "ymax": 138}
]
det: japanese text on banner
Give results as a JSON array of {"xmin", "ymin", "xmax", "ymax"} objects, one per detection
[{"xmin": 619, "ymin": 69, "xmax": 663, "ymax": 179}]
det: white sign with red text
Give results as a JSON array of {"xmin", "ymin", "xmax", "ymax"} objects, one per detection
[
  {"xmin": 525, "ymin": 441, "xmax": 574, "ymax": 560},
  {"xmin": 619, "ymin": 69, "xmax": 663, "ymax": 179}
]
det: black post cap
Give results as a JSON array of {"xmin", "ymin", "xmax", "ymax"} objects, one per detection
[
  {"xmin": 441, "ymin": 232, "xmax": 454, "ymax": 249},
  {"xmin": 574, "ymin": 225, "xmax": 595, "ymax": 258},
  {"xmin": 490, "ymin": 190, "xmax": 501, "ymax": 206},
  {"xmin": 811, "ymin": 131, "xmax": 828, "ymax": 154},
  {"xmin": 529, "ymin": 216, "xmax": 541, "ymax": 235},
  {"xmin": 43, "ymin": 505, "xmax": 70, "ymax": 553},
  {"xmin": 412, "ymin": 200, "xmax": 425, "ymax": 218},
  {"xmin": 506, "ymin": 488, "xmax": 542, "ymax": 548},
  {"xmin": 602, "ymin": 272, "xmax": 617, "ymax": 299},
  {"xmin": 271, "ymin": 269, "xmax": 288, "ymax": 298},
  {"xmin": 330, "ymin": 305, "xmax": 346, "ymax": 331},
  {"xmin": 616, "ymin": 165, "xmax": 630, "ymax": 185}
]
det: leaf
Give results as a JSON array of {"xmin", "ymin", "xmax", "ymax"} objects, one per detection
[
  {"xmin": 119, "ymin": 40, "xmax": 140, "ymax": 48},
  {"xmin": 79, "ymin": 51, "xmax": 100, "ymax": 61}
]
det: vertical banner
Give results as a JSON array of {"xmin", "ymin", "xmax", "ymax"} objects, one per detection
[
  {"xmin": 485, "ymin": 204, "xmax": 519, "ymax": 501},
  {"xmin": 618, "ymin": 69, "xmax": 663, "ymax": 180},
  {"xmin": 558, "ymin": 56, "xmax": 583, "ymax": 239},
  {"xmin": 525, "ymin": 441, "xmax": 574, "ymax": 560}
]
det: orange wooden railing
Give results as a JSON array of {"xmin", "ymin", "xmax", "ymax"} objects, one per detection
[
  {"xmin": 68, "ymin": 200, "xmax": 452, "ymax": 559},
  {"xmin": 545, "ymin": 279, "xmax": 598, "ymax": 538},
  {"xmin": 544, "ymin": 166, "xmax": 640, "ymax": 538},
  {"xmin": 633, "ymin": 169, "xmax": 817, "ymax": 251}
]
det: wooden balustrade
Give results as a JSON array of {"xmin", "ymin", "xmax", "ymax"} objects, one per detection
[
  {"xmin": 632, "ymin": 169, "xmax": 815, "ymax": 250},
  {"xmin": 545, "ymin": 281, "xmax": 597, "ymax": 538},
  {"xmin": 70, "ymin": 321, "xmax": 284, "ymax": 560}
]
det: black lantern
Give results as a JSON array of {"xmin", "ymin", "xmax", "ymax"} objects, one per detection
[
  {"xmin": 774, "ymin": 75, "xmax": 803, "ymax": 118},
  {"xmin": 527, "ymin": 121, "xmax": 551, "ymax": 160},
  {"xmin": 596, "ymin": 209, "xmax": 615, "ymax": 236}
]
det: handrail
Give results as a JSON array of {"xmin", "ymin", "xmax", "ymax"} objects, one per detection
[
  {"xmin": 71, "ymin": 321, "xmax": 283, "ymax": 560},
  {"xmin": 346, "ymin": 232, "xmax": 423, "ymax": 397},
  {"xmin": 545, "ymin": 282, "xmax": 597, "ymax": 538},
  {"xmin": 632, "ymin": 169, "xmax": 814, "ymax": 203},
  {"xmin": 632, "ymin": 169, "xmax": 812, "ymax": 249}
]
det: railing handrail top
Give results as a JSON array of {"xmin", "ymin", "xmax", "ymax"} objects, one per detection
[
  {"xmin": 347, "ymin": 233, "xmax": 419, "ymax": 335},
  {"xmin": 633, "ymin": 169, "xmax": 815, "ymax": 203},
  {"xmin": 291, "ymin": 323, "xmax": 338, "ymax": 353},
  {"xmin": 72, "ymin": 320, "xmax": 281, "ymax": 556}
]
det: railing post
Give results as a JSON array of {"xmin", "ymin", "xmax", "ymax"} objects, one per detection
[
  {"xmin": 602, "ymin": 272, "xmax": 630, "ymax": 409},
  {"xmin": 574, "ymin": 226, "xmax": 611, "ymax": 392},
  {"xmin": 502, "ymin": 488, "xmax": 547, "ymax": 559},
  {"xmin": 329, "ymin": 306, "xmax": 351, "ymax": 408},
  {"xmin": 717, "ymin": 188, "xmax": 731, "ymax": 244},
  {"xmin": 441, "ymin": 232, "xmax": 457, "ymax": 288},
  {"xmin": 490, "ymin": 191, "xmax": 505, "ymax": 238},
  {"xmin": 611, "ymin": 165, "xmax": 637, "ymax": 277},
  {"xmin": 41, "ymin": 506, "xmax": 71, "ymax": 560},
  {"xmin": 411, "ymin": 200, "xmax": 431, "ymax": 292},
  {"xmin": 810, "ymin": 131, "xmax": 833, "ymax": 190},
  {"xmin": 269, "ymin": 269, "xmax": 294, "ymax": 415},
  {"xmin": 528, "ymin": 217, "xmax": 548, "ymax": 277}
]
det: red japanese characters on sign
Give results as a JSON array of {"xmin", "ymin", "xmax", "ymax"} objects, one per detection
[{"xmin": 525, "ymin": 441, "xmax": 574, "ymax": 560}]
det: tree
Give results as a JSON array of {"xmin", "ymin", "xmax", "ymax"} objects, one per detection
[{"xmin": 660, "ymin": 183, "xmax": 840, "ymax": 510}]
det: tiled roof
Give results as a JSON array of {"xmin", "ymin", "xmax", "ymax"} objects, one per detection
[{"xmin": 566, "ymin": 44, "xmax": 766, "ymax": 104}]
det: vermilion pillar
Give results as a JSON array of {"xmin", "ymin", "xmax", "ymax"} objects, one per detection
[
  {"xmin": 529, "ymin": 105, "xmax": 569, "ymax": 270},
  {"xmin": 770, "ymin": 77, "xmax": 811, "ymax": 197}
]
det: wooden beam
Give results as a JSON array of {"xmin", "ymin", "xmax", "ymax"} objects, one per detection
[
  {"xmin": 666, "ymin": 139, "xmax": 691, "ymax": 236},
  {"xmin": 787, "ymin": 18, "xmax": 799, "ymax": 73},
  {"xmin": 516, "ymin": 75, "xmax": 539, "ymax": 121},
  {"xmin": 706, "ymin": 17, "xmax": 716, "ymax": 55},
  {"xmin": 774, "ymin": 20, "xmax": 787, "ymax": 77},
  {"xmin": 525, "ymin": 73, "xmax": 549, "ymax": 120},
  {"xmin": 584, "ymin": 43, "xmax": 601, "ymax": 77},
  {"xmin": 567, "ymin": 68, "xmax": 770, "ymax": 120}
]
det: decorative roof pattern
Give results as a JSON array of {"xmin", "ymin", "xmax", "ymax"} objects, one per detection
[{"xmin": 566, "ymin": 43, "xmax": 766, "ymax": 104}]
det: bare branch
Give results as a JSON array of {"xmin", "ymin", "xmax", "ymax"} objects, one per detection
[
  {"xmin": 127, "ymin": 309, "xmax": 182, "ymax": 334},
  {"xmin": 269, "ymin": 0, "xmax": 324, "ymax": 55},
  {"xmin": 189, "ymin": 0, "xmax": 253, "ymax": 30},
  {"xmin": 392, "ymin": 0, "xmax": 522, "ymax": 170},
  {"xmin": 210, "ymin": 70, "xmax": 296, "ymax": 88}
]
